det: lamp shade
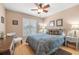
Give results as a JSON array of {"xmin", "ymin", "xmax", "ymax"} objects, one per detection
[{"xmin": 71, "ymin": 24, "xmax": 79, "ymax": 30}]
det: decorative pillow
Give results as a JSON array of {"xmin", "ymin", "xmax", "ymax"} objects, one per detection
[{"xmin": 47, "ymin": 29, "xmax": 63, "ymax": 35}]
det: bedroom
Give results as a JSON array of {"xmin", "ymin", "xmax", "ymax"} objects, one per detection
[{"xmin": 0, "ymin": 3, "xmax": 79, "ymax": 55}]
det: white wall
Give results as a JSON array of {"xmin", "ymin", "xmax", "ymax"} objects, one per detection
[
  {"xmin": 44, "ymin": 5, "xmax": 79, "ymax": 35},
  {"xmin": 0, "ymin": 4, "xmax": 5, "ymax": 33},
  {"xmin": 6, "ymin": 10, "xmax": 43, "ymax": 37}
]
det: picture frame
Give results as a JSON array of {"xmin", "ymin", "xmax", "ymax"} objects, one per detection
[
  {"xmin": 49, "ymin": 20, "xmax": 55, "ymax": 27},
  {"xmin": 56, "ymin": 19, "xmax": 63, "ymax": 26},
  {"xmin": 1, "ymin": 16, "xmax": 4, "ymax": 23},
  {"xmin": 12, "ymin": 20, "xmax": 18, "ymax": 25}
]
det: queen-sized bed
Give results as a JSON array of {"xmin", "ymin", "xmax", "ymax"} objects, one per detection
[{"xmin": 26, "ymin": 33, "xmax": 64, "ymax": 55}]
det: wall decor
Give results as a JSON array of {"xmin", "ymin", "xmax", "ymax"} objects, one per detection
[
  {"xmin": 49, "ymin": 20, "xmax": 55, "ymax": 27},
  {"xmin": 1, "ymin": 16, "xmax": 4, "ymax": 23},
  {"xmin": 56, "ymin": 19, "xmax": 63, "ymax": 26},
  {"xmin": 12, "ymin": 20, "xmax": 18, "ymax": 25}
]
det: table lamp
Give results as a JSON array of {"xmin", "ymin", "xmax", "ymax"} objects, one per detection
[{"xmin": 71, "ymin": 24, "xmax": 79, "ymax": 37}]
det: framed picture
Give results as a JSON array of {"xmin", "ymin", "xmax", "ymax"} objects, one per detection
[
  {"xmin": 1, "ymin": 16, "xmax": 4, "ymax": 23},
  {"xmin": 49, "ymin": 20, "xmax": 55, "ymax": 27},
  {"xmin": 56, "ymin": 19, "xmax": 63, "ymax": 26},
  {"xmin": 12, "ymin": 20, "xmax": 18, "ymax": 25}
]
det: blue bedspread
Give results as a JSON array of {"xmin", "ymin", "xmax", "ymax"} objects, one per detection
[{"xmin": 26, "ymin": 33, "xmax": 64, "ymax": 55}]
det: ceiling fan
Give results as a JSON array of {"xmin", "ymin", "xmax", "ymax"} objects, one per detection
[{"xmin": 31, "ymin": 3, "xmax": 50, "ymax": 14}]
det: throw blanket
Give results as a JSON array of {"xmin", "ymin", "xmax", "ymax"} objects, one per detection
[{"xmin": 26, "ymin": 33, "xmax": 64, "ymax": 55}]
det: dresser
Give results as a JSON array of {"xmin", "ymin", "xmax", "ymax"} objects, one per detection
[{"xmin": 0, "ymin": 36, "xmax": 12, "ymax": 55}]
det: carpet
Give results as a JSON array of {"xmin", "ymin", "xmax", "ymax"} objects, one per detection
[{"xmin": 51, "ymin": 48, "xmax": 72, "ymax": 55}]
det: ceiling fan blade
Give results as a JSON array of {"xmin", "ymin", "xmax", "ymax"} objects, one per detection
[
  {"xmin": 34, "ymin": 3, "xmax": 40, "ymax": 9},
  {"xmin": 34, "ymin": 3, "xmax": 39, "ymax": 6},
  {"xmin": 34, "ymin": 3, "xmax": 42, "ymax": 9},
  {"xmin": 39, "ymin": 3, "xmax": 43, "ymax": 8},
  {"xmin": 43, "ymin": 4, "xmax": 50, "ymax": 9},
  {"xmin": 43, "ymin": 10, "xmax": 48, "ymax": 13},
  {"xmin": 31, "ymin": 9, "xmax": 38, "ymax": 11}
]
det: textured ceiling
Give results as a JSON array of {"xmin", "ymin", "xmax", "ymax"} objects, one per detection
[{"xmin": 3, "ymin": 3, "xmax": 78, "ymax": 18}]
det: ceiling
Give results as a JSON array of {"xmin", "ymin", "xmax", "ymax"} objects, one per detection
[{"xmin": 3, "ymin": 3, "xmax": 78, "ymax": 18}]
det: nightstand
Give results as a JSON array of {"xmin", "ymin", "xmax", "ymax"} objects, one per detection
[{"xmin": 65, "ymin": 36, "xmax": 79, "ymax": 50}]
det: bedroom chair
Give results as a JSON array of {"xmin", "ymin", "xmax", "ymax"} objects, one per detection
[
  {"xmin": 10, "ymin": 37, "xmax": 23, "ymax": 55},
  {"xmin": 6, "ymin": 32, "xmax": 17, "ymax": 55}
]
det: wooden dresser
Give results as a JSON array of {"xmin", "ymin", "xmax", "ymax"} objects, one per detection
[{"xmin": 0, "ymin": 36, "xmax": 13, "ymax": 55}]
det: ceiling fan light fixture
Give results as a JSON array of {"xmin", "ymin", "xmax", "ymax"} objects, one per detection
[{"xmin": 38, "ymin": 9, "xmax": 43, "ymax": 13}]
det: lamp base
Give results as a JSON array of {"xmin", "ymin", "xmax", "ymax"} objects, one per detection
[{"xmin": 74, "ymin": 30, "xmax": 77, "ymax": 37}]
